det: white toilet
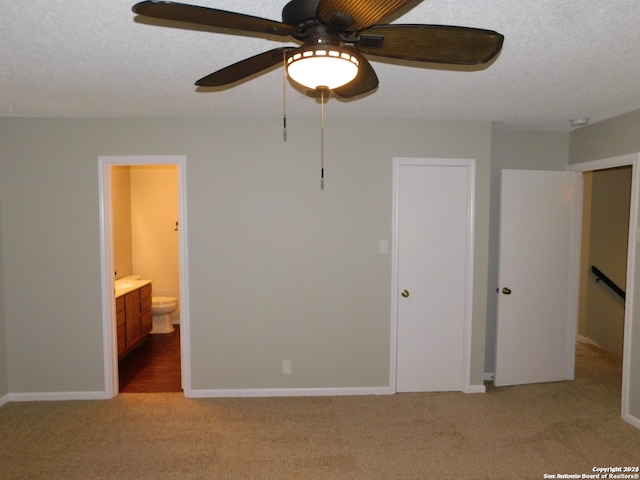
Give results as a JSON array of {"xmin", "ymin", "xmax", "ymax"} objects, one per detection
[{"xmin": 150, "ymin": 296, "xmax": 178, "ymax": 334}]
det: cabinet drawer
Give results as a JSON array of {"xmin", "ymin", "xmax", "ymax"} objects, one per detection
[
  {"xmin": 139, "ymin": 284, "xmax": 152, "ymax": 300},
  {"xmin": 116, "ymin": 296, "xmax": 125, "ymax": 313},
  {"xmin": 140, "ymin": 296, "xmax": 152, "ymax": 314}
]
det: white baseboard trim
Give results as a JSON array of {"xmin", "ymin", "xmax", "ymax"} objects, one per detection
[
  {"xmin": 463, "ymin": 384, "xmax": 486, "ymax": 394},
  {"xmin": 8, "ymin": 391, "xmax": 110, "ymax": 402},
  {"xmin": 186, "ymin": 386, "xmax": 394, "ymax": 399},
  {"xmin": 623, "ymin": 411, "xmax": 640, "ymax": 430},
  {"xmin": 2, "ymin": 384, "xmax": 488, "ymax": 402},
  {"xmin": 186, "ymin": 384, "xmax": 484, "ymax": 398}
]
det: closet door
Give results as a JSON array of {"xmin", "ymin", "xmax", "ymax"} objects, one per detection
[{"xmin": 394, "ymin": 159, "xmax": 474, "ymax": 392}]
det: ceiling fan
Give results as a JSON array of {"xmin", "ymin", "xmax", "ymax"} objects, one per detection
[{"xmin": 132, "ymin": 0, "xmax": 505, "ymax": 98}]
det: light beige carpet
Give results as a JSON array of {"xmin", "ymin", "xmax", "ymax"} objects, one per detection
[{"xmin": 1, "ymin": 342, "xmax": 639, "ymax": 479}]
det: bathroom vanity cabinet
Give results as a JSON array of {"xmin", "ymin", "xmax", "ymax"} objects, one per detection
[
  {"xmin": 140, "ymin": 284, "xmax": 152, "ymax": 336},
  {"xmin": 116, "ymin": 283, "xmax": 152, "ymax": 359},
  {"xmin": 116, "ymin": 296, "xmax": 126, "ymax": 357}
]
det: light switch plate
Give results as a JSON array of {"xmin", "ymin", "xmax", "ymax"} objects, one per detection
[{"xmin": 282, "ymin": 360, "xmax": 292, "ymax": 375}]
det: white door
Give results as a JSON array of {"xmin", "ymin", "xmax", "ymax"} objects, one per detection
[
  {"xmin": 394, "ymin": 159, "xmax": 474, "ymax": 392},
  {"xmin": 494, "ymin": 169, "xmax": 579, "ymax": 387}
]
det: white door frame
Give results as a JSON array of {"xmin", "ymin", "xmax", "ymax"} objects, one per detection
[
  {"xmin": 98, "ymin": 155, "xmax": 191, "ymax": 398},
  {"xmin": 390, "ymin": 158, "xmax": 477, "ymax": 393},
  {"xmin": 568, "ymin": 153, "xmax": 640, "ymax": 429}
]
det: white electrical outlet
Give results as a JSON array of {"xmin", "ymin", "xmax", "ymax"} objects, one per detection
[{"xmin": 282, "ymin": 360, "xmax": 292, "ymax": 375}]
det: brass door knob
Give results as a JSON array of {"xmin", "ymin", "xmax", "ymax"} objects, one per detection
[
  {"xmin": 502, "ymin": 287, "xmax": 512, "ymax": 295},
  {"xmin": 401, "ymin": 290, "xmax": 410, "ymax": 298}
]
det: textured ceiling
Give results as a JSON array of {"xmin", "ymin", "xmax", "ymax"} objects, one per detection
[{"xmin": 2, "ymin": 0, "xmax": 640, "ymax": 130}]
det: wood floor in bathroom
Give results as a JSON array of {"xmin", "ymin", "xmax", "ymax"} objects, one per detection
[{"xmin": 118, "ymin": 326, "xmax": 182, "ymax": 393}]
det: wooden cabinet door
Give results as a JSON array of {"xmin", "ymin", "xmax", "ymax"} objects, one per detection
[
  {"xmin": 139, "ymin": 284, "xmax": 153, "ymax": 336},
  {"xmin": 125, "ymin": 290, "xmax": 141, "ymax": 349},
  {"xmin": 141, "ymin": 311, "xmax": 153, "ymax": 336},
  {"xmin": 116, "ymin": 296, "xmax": 126, "ymax": 358},
  {"xmin": 116, "ymin": 311, "xmax": 126, "ymax": 357}
]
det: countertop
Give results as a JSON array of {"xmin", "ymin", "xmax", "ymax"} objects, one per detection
[{"xmin": 114, "ymin": 279, "xmax": 152, "ymax": 299}]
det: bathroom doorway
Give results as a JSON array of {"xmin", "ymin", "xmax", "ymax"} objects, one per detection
[{"xmin": 99, "ymin": 155, "xmax": 190, "ymax": 398}]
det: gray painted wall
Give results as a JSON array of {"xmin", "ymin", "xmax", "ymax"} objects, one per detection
[
  {"xmin": 570, "ymin": 109, "xmax": 640, "ymax": 163},
  {"xmin": 3, "ymin": 110, "xmax": 636, "ymax": 402},
  {"xmin": 0, "ymin": 117, "xmax": 491, "ymax": 394}
]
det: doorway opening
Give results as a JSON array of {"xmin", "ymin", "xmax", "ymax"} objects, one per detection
[
  {"xmin": 99, "ymin": 155, "xmax": 190, "ymax": 398},
  {"xmin": 576, "ymin": 166, "xmax": 630, "ymax": 402},
  {"xmin": 578, "ymin": 166, "xmax": 630, "ymax": 357},
  {"xmin": 569, "ymin": 153, "xmax": 640, "ymax": 429}
]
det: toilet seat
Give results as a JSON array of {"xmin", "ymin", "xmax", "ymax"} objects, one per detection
[{"xmin": 152, "ymin": 296, "xmax": 177, "ymax": 307}]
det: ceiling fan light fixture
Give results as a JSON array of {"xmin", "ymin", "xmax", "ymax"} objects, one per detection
[{"xmin": 286, "ymin": 48, "xmax": 359, "ymax": 90}]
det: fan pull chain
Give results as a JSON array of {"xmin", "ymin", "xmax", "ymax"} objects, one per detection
[
  {"xmin": 282, "ymin": 51, "xmax": 287, "ymax": 142},
  {"xmin": 320, "ymin": 89, "xmax": 325, "ymax": 190}
]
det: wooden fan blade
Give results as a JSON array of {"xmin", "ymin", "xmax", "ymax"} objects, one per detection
[
  {"xmin": 196, "ymin": 48, "xmax": 291, "ymax": 87},
  {"xmin": 356, "ymin": 24, "xmax": 504, "ymax": 65},
  {"xmin": 333, "ymin": 49, "xmax": 379, "ymax": 98},
  {"xmin": 316, "ymin": 0, "xmax": 412, "ymax": 31},
  {"xmin": 132, "ymin": 1, "xmax": 300, "ymax": 37}
]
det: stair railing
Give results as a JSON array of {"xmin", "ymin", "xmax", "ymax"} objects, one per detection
[{"xmin": 591, "ymin": 265, "xmax": 626, "ymax": 300}]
